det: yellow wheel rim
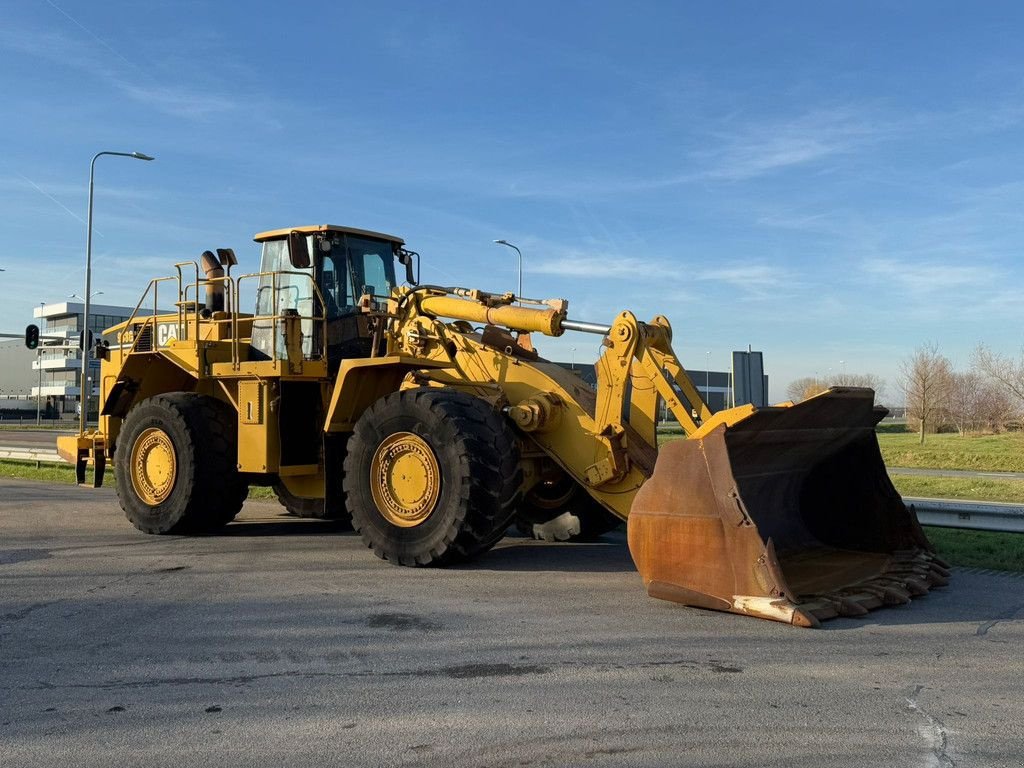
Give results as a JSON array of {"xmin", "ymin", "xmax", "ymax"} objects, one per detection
[
  {"xmin": 370, "ymin": 432, "xmax": 441, "ymax": 527},
  {"xmin": 130, "ymin": 427, "xmax": 177, "ymax": 505}
]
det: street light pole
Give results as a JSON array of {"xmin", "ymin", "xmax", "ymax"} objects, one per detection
[
  {"xmin": 705, "ymin": 350, "xmax": 710, "ymax": 402},
  {"xmin": 80, "ymin": 150, "xmax": 154, "ymax": 433},
  {"xmin": 493, "ymin": 239, "xmax": 523, "ymax": 306}
]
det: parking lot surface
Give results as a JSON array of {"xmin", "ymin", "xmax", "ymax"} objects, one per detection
[{"xmin": 1, "ymin": 477, "xmax": 1022, "ymax": 767}]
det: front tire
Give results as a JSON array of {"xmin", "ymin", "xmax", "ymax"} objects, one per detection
[
  {"xmin": 343, "ymin": 388, "xmax": 522, "ymax": 566},
  {"xmin": 116, "ymin": 393, "xmax": 246, "ymax": 534}
]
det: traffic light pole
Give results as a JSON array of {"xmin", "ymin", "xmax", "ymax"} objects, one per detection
[{"xmin": 36, "ymin": 349, "xmax": 42, "ymax": 425}]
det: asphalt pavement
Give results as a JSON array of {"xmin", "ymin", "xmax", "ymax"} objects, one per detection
[
  {"xmin": 1, "ymin": 477, "xmax": 1022, "ymax": 767},
  {"xmin": 888, "ymin": 466, "xmax": 1024, "ymax": 480},
  {"xmin": 0, "ymin": 429, "xmax": 75, "ymax": 447}
]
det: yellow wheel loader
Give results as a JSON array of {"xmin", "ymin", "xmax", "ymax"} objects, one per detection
[{"xmin": 58, "ymin": 224, "xmax": 948, "ymax": 627}]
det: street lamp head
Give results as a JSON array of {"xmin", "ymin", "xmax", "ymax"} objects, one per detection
[
  {"xmin": 494, "ymin": 239, "xmax": 508, "ymax": 245},
  {"xmin": 131, "ymin": 152, "xmax": 155, "ymax": 161}
]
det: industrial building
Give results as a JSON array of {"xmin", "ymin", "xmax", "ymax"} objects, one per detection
[{"xmin": 554, "ymin": 364, "xmax": 765, "ymax": 415}]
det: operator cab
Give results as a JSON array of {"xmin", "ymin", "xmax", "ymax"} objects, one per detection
[{"xmin": 250, "ymin": 224, "xmax": 413, "ymax": 364}]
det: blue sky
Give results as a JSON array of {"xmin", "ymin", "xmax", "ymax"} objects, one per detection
[{"xmin": 2, "ymin": 1, "xmax": 1023, "ymax": 402}]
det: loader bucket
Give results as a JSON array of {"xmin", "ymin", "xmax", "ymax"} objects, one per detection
[{"xmin": 627, "ymin": 388, "xmax": 948, "ymax": 627}]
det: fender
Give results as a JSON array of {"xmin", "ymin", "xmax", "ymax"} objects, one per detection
[{"xmin": 323, "ymin": 355, "xmax": 452, "ymax": 433}]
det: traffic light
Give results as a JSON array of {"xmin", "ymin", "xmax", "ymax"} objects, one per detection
[
  {"xmin": 79, "ymin": 329, "xmax": 94, "ymax": 351},
  {"xmin": 25, "ymin": 324, "xmax": 39, "ymax": 350}
]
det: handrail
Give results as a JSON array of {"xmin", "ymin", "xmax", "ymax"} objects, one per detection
[
  {"xmin": 115, "ymin": 267, "xmax": 328, "ymax": 374},
  {"xmin": 173, "ymin": 261, "xmax": 200, "ymax": 340},
  {"xmin": 118, "ymin": 275, "xmax": 180, "ymax": 364},
  {"xmin": 233, "ymin": 270, "xmax": 328, "ymax": 371}
]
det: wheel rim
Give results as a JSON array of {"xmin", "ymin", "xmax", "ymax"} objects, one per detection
[
  {"xmin": 370, "ymin": 432, "xmax": 441, "ymax": 527},
  {"xmin": 130, "ymin": 427, "xmax": 177, "ymax": 505}
]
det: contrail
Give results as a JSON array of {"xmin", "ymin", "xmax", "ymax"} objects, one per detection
[
  {"xmin": 43, "ymin": 0, "xmax": 140, "ymax": 73},
  {"xmin": 16, "ymin": 172, "xmax": 92, "ymax": 229}
]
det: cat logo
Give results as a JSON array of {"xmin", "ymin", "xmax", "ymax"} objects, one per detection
[{"xmin": 156, "ymin": 322, "xmax": 179, "ymax": 346}]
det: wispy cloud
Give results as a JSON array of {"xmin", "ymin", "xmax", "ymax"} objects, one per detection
[
  {"xmin": 862, "ymin": 258, "xmax": 998, "ymax": 293},
  {"xmin": 531, "ymin": 253, "xmax": 655, "ymax": 277},
  {"xmin": 0, "ymin": 23, "xmax": 239, "ymax": 122},
  {"xmin": 693, "ymin": 106, "xmax": 889, "ymax": 181},
  {"xmin": 116, "ymin": 83, "xmax": 237, "ymax": 120},
  {"xmin": 695, "ymin": 264, "xmax": 794, "ymax": 299}
]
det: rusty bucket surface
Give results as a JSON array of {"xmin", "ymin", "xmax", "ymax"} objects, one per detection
[{"xmin": 627, "ymin": 388, "xmax": 949, "ymax": 627}]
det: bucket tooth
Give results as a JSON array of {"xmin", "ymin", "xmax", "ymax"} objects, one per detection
[
  {"xmin": 796, "ymin": 599, "xmax": 839, "ymax": 622},
  {"xmin": 926, "ymin": 553, "xmax": 952, "ymax": 570},
  {"xmin": 829, "ymin": 595, "xmax": 869, "ymax": 617},
  {"xmin": 891, "ymin": 576, "xmax": 928, "ymax": 597},
  {"xmin": 908, "ymin": 577, "xmax": 930, "ymax": 596},
  {"xmin": 872, "ymin": 582, "xmax": 912, "ymax": 605},
  {"xmin": 835, "ymin": 590, "xmax": 883, "ymax": 613}
]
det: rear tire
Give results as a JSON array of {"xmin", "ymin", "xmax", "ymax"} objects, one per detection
[
  {"xmin": 115, "ymin": 393, "xmax": 246, "ymax": 534},
  {"xmin": 274, "ymin": 434, "xmax": 351, "ymax": 524},
  {"xmin": 274, "ymin": 482, "xmax": 353, "ymax": 528},
  {"xmin": 343, "ymin": 388, "xmax": 522, "ymax": 566},
  {"xmin": 516, "ymin": 471, "xmax": 622, "ymax": 541}
]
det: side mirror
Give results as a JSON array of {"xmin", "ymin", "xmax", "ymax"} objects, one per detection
[
  {"xmin": 216, "ymin": 248, "xmax": 237, "ymax": 267},
  {"xmin": 396, "ymin": 248, "xmax": 419, "ymax": 285},
  {"xmin": 287, "ymin": 231, "xmax": 311, "ymax": 269}
]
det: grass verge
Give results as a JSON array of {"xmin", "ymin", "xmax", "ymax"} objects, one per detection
[
  {"xmin": 923, "ymin": 526, "xmax": 1024, "ymax": 572},
  {"xmin": 889, "ymin": 474, "xmax": 1024, "ymax": 504},
  {"xmin": 877, "ymin": 431, "xmax": 1024, "ymax": 473},
  {"xmin": 0, "ymin": 460, "xmax": 275, "ymax": 498}
]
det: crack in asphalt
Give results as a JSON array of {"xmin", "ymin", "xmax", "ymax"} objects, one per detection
[
  {"xmin": 976, "ymin": 601, "xmax": 1024, "ymax": 637},
  {"xmin": 11, "ymin": 656, "xmax": 742, "ymax": 692},
  {"xmin": 906, "ymin": 684, "xmax": 956, "ymax": 768}
]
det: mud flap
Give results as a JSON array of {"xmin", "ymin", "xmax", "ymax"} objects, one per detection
[{"xmin": 627, "ymin": 388, "xmax": 949, "ymax": 627}]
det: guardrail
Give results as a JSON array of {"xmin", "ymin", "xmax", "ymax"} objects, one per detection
[
  {"xmin": 2, "ymin": 445, "xmax": 1024, "ymax": 534},
  {"xmin": 904, "ymin": 498, "xmax": 1024, "ymax": 534},
  {"xmin": 0, "ymin": 447, "xmax": 63, "ymax": 465}
]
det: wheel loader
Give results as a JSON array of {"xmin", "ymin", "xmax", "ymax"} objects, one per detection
[{"xmin": 57, "ymin": 224, "xmax": 948, "ymax": 627}]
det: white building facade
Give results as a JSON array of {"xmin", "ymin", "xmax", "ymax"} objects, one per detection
[{"xmin": 31, "ymin": 301, "xmax": 149, "ymax": 414}]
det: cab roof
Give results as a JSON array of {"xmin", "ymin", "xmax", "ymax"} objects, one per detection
[{"xmin": 253, "ymin": 224, "xmax": 404, "ymax": 245}]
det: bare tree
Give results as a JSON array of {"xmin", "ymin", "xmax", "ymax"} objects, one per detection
[
  {"xmin": 973, "ymin": 344, "xmax": 1024, "ymax": 409},
  {"xmin": 899, "ymin": 343, "xmax": 953, "ymax": 444},
  {"xmin": 948, "ymin": 371, "xmax": 984, "ymax": 435},
  {"xmin": 786, "ymin": 372, "xmax": 886, "ymax": 403},
  {"xmin": 830, "ymin": 372, "xmax": 885, "ymax": 397},
  {"xmin": 785, "ymin": 376, "xmax": 827, "ymax": 402},
  {"xmin": 976, "ymin": 380, "xmax": 1016, "ymax": 432}
]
